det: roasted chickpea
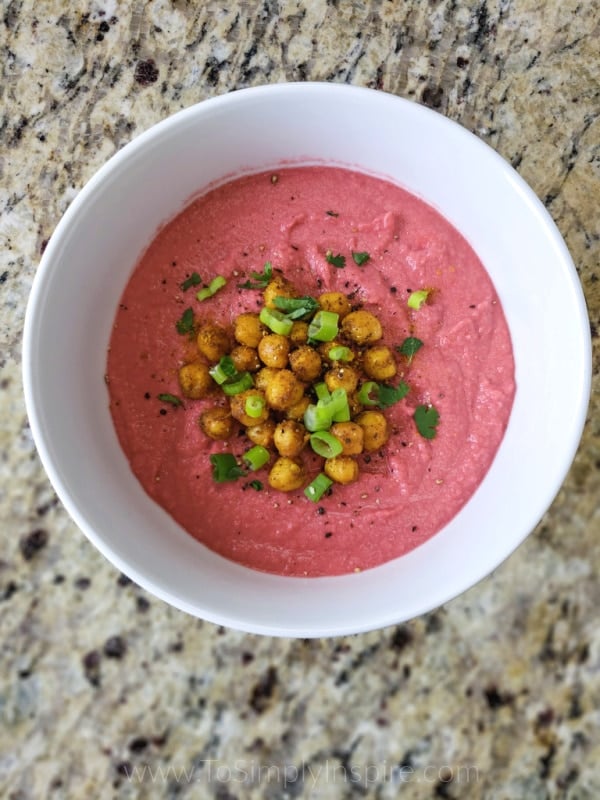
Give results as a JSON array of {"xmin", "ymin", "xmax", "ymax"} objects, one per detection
[
  {"xmin": 199, "ymin": 407, "xmax": 234, "ymax": 440},
  {"xmin": 318, "ymin": 291, "xmax": 352, "ymax": 319},
  {"xmin": 347, "ymin": 391, "xmax": 364, "ymax": 418},
  {"xmin": 330, "ymin": 422, "xmax": 364, "ymax": 456},
  {"xmin": 234, "ymin": 312, "xmax": 263, "ymax": 348},
  {"xmin": 290, "ymin": 321, "xmax": 309, "ymax": 346},
  {"xmin": 289, "ymin": 345, "xmax": 322, "ymax": 382},
  {"xmin": 258, "ymin": 333, "xmax": 290, "ymax": 368},
  {"xmin": 263, "ymin": 274, "xmax": 297, "ymax": 309},
  {"xmin": 324, "ymin": 365, "xmax": 359, "ymax": 394},
  {"xmin": 196, "ymin": 322, "xmax": 230, "ymax": 362},
  {"xmin": 356, "ymin": 410, "xmax": 390, "ymax": 452},
  {"xmin": 324, "ymin": 455, "xmax": 359, "ymax": 485},
  {"xmin": 230, "ymin": 345, "xmax": 261, "ymax": 373},
  {"xmin": 246, "ymin": 419, "xmax": 276, "ymax": 448},
  {"xmin": 341, "ymin": 310, "xmax": 383, "ymax": 345},
  {"xmin": 268, "ymin": 457, "xmax": 306, "ymax": 492},
  {"xmin": 274, "ymin": 420, "xmax": 309, "ymax": 458},
  {"xmin": 286, "ymin": 394, "xmax": 311, "ymax": 421},
  {"xmin": 230, "ymin": 389, "xmax": 269, "ymax": 427},
  {"xmin": 254, "ymin": 367, "xmax": 280, "ymax": 392},
  {"xmin": 178, "ymin": 361, "xmax": 213, "ymax": 399},
  {"xmin": 265, "ymin": 369, "xmax": 305, "ymax": 411},
  {"xmin": 363, "ymin": 345, "xmax": 397, "ymax": 381}
]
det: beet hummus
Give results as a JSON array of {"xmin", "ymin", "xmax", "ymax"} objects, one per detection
[{"xmin": 106, "ymin": 166, "xmax": 515, "ymax": 577}]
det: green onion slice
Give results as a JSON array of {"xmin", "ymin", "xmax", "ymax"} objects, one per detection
[
  {"xmin": 304, "ymin": 403, "xmax": 331, "ymax": 432},
  {"xmin": 221, "ymin": 372, "xmax": 254, "ymax": 396},
  {"xmin": 310, "ymin": 431, "xmax": 343, "ymax": 459},
  {"xmin": 259, "ymin": 307, "xmax": 294, "ymax": 336},
  {"xmin": 197, "ymin": 275, "xmax": 227, "ymax": 302},
  {"xmin": 304, "ymin": 473, "xmax": 334, "ymax": 502},
  {"xmin": 209, "ymin": 355, "xmax": 237, "ymax": 385},
  {"xmin": 210, "ymin": 453, "xmax": 245, "ymax": 483},
  {"xmin": 327, "ymin": 388, "xmax": 350, "ymax": 422},
  {"xmin": 314, "ymin": 382, "xmax": 331, "ymax": 403},
  {"xmin": 243, "ymin": 445, "xmax": 270, "ymax": 471},
  {"xmin": 308, "ymin": 310, "xmax": 339, "ymax": 342},
  {"xmin": 157, "ymin": 393, "xmax": 183, "ymax": 407},
  {"xmin": 407, "ymin": 288, "xmax": 430, "ymax": 310},
  {"xmin": 358, "ymin": 381, "xmax": 379, "ymax": 407},
  {"xmin": 328, "ymin": 345, "xmax": 352, "ymax": 361},
  {"xmin": 244, "ymin": 394, "xmax": 265, "ymax": 418}
]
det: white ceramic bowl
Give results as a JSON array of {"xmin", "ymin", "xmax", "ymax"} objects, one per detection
[{"xmin": 23, "ymin": 83, "xmax": 591, "ymax": 637}]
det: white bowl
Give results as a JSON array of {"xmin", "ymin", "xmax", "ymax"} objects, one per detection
[{"xmin": 23, "ymin": 83, "xmax": 591, "ymax": 637}]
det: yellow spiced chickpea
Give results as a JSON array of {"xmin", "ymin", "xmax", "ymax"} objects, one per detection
[
  {"xmin": 363, "ymin": 345, "xmax": 397, "ymax": 381},
  {"xmin": 258, "ymin": 333, "xmax": 290, "ymax": 368},
  {"xmin": 324, "ymin": 365, "xmax": 359, "ymax": 394},
  {"xmin": 341, "ymin": 310, "xmax": 383, "ymax": 345},
  {"xmin": 263, "ymin": 275, "xmax": 297, "ymax": 309},
  {"xmin": 265, "ymin": 369, "xmax": 305, "ymax": 411},
  {"xmin": 230, "ymin": 345, "xmax": 261, "ymax": 373},
  {"xmin": 329, "ymin": 422, "xmax": 364, "ymax": 456},
  {"xmin": 290, "ymin": 321, "xmax": 309, "ymax": 346},
  {"xmin": 356, "ymin": 410, "xmax": 390, "ymax": 452},
  {"xmin": 234, "ymin": 312, "xmax": 263, "ymax": 348},
  {"xmin": 273, "ymin": 420, "xmax": 309, "ymax": 458},
  {"xmin": 246, "ymin": 419, "xmax": 276, "ymax": 448},
  {"xmin": 196, "ymin": 322, "xmax": 230, "ymax": 362},
  {"xmin": 286, "ymin": 394, "xmax": 311, "ymax": 421},
  {"xmin": 199, "ymin": 407, "xmax": 234, "ymax": 440},
  {"xmin": 230, "ymin": 389, "xmax": 269, "ymax": 427},
  {"xmin": 324, "ymin": 455, "xmax": 359, "ymax": 485},
  {"xmin": 318, "ymin": 291, "xmax": 352, "ymax": 319},
  {"xmin": 268, "ymin": 457, "xmax": 306, "ymax": 492},
  {"xmin": 254, "ymin": 367, "xmax": 280, "ymax": 392},
  {"xmin": 178, "ymin": 362, "xmax": 213, "ymax": 399},
  {"xmin": 289, "ymin": 345, "xmax": 322, "ymax": 382}
]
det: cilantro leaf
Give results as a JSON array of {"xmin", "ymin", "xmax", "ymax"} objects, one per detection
[
  {"xmin": 237, "ymin": 261, "xmax": 273, "ymax": 289},
  {"xmin": 325, "ymin": 251, "xmax": 346, "ymax": 268},
  {"xmin": 157, "ymin": 393, "xmax": 183, "ymax": 407},
  {"xmin": 352, "ymin": 251, "xmax": 370, "ymax": 266},
  {"xmin": 180, "ymin": 272, "xmax": 201, "ymax": 291},
  {"xmin": 274, "ymin": 295, "xmax": 319, "ymax": 320},
  {"xmin": 175, "ymin": 307, "xmax": 194, "ymax": 335},
  {"xmin": 414, "ymin": 404, "xmax": 440, "ymax": 439},
  {"xmin": 397, "ymin": 337, "xmax": 424, "ymax": 362},
  {"xmin": 376, "ymin": 381, "xmax": 410, "ymax": 409}
]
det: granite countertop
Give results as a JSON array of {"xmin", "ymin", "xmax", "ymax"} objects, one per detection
[{"xmin": 1, "ymin": 1, "xmax": 599, "ymax": 798}]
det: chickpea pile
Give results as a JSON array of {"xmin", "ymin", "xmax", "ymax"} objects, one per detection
[{"xmin": 178, "ymin": 272, "xmax": 400, "ymax": 496}]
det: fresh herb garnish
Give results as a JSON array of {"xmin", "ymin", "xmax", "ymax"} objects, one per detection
[
  {"xmin": 157, "ymin": 393, "xmax": 183, "ymax": 407},
  {"xmin": 237, "ymin": 261, "xmax": 273, "ymax": 289},
  {"xmin": 210, "ymin": 453, "xmax": 246, "ymax": 483},
  {"xmin": 274, "ymin": 295, "xmax": 319, "ymax": 320},
  {"xmin": 325, "ymin": 250, "xmax": 346, "ymax": 268},
  {"xmin": 352, "ymin": 251, "xmax": 370, "ymax": 266},
  {"xmin": 397, "ymin": 337, "xmax": 424, "ymax": 362},
  {"xmin": 175, "ymin": 307, "xmax": 194, "ymax": 335},
  {"xmin": 197, "ymin": 275, "xmax": 226, "ymax": 301},
  {"xmin": 325, "ymin": 210, "xmax": 339, "ymax": 217},
  {"xmin": 247, "ymin": 479, "xmax": 263, "ymax": 491},
  {"xmin": 376, "ymin": 381, "xmax": 410, "ymax": 409},
  {"xmin": 180, "ymin": 272, "xmax": 201, "ymax": 291},
  {"xmin": 414, "ymin": 404, "xmax": 440, "ymax": 439}
]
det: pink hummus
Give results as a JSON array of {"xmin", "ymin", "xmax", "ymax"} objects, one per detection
[{"xmin": 106, "ymin": 167, "xmax": 515, "ymax": 577}]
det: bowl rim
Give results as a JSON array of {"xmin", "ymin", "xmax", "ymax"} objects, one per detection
[{"xmin": 22, "ymin": 82, "xmax": 593, "ymax": 636}]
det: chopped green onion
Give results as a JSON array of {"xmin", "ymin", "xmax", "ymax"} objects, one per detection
[
  {"xmin": 197, "ymin": 275, "xmax": 227, "ymax": 301},
  {"xmin": 210, "ymin": 453, "xmax": 245, "ymax": 483},
  {"xmin": 180, "ymin": 272, "xmax": 201, "ymax": 291},
  {"xmin": 243, "ymin": 445, "xmax": 270, "ymax": 471},
  {"xmin": 352, "ymin": 251, "xmax": 370, "ymax": 266},
  {"xmin": 304, "ymin": 473, "xmax": 333, "ymax": 502},
  {"xmin": 325, "ymin": 388, "xmax": 349, "ymax": 421},
  {"xmin": 209, "ymin": 355, "xmax": 237, "ymax": 385},
  {"xmin": 328, "ymin": 345, "xmax": 352, "ymax": 361},
  {"xmin": 314, "ymin": 382, "xmax": 331, "ymax": 402},
  {"xmin": 244, "ymin": 394, "xmax": 265, "ymax": 418},
  {"xmin": 237, "ymin": 262, "xmax": 273, "ymax": 289},
  {"xmin": 175, "ymin": 307, "xmax": 195, "ymax": 335},
  {"xmin": 358, "ymin": 381, "xmax": 380, "ymax": 406},
  {"xmin": 308, "ymin": 310, "xmax": 339, "ymax": 342},
  {"xmin": 310, "ymin": 430, "xmax": 343, "ymax": 459},
  {"xmin": 157, "ymin": 393, "xmax": 183, "ymax": 407},
  {"xmin": 221, "ymin": 372, "xmax": 254, "ymax": 396},
  {"xmin": 259, "ymin": 306, "xmax": 294, "ymax": 336},
  {"xmin": 304, "ymin": 403, "xmax": 332, "ymax": 432},
  {"xmin": 274, "ymin": 295, "xmax": 319, "ymax": 320},
  {"xmin": 407, "ymin": 289, "xmax": 431, "ymax": 310}
]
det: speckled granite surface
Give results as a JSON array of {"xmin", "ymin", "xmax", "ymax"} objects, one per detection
[{"xmin": 1, "ymin": 1, "xmax": 599, "ymax": 798}]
